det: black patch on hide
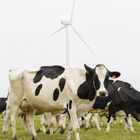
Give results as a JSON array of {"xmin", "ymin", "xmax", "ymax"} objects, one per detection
[
  {"xmin": 33, "ymin": 66, "xmax": 65, "ymax": 83},
  {"xmin": 59, "ymin": 78, "xmax": 66, "ymax": 92},
  {"xmin": 77, "ymin": 73, "xmax": 96, "ymax": 101},
  {"xmin": 53, "ymin": 88, "xmax": 59, "ymax": 101},
  {"xmin": 35, "ymin": 84, "xmax": 42, "ymax": 96},
  {"xmin": 69, "ymin": 100, "xmax": 72, "ymax": 109}
]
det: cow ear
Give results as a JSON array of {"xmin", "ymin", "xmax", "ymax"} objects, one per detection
[
  {"xmin": 84, "ymin": 64, "xmax": 94, "ymax": 74},
  {"xmin": 108, "ymin": 71, "xmax": 121, "ymax": 79}
]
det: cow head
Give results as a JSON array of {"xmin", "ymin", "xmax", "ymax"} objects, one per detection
[{"xmin": 84, "ymin": 64, "xmax": 120, "ymax": 97}]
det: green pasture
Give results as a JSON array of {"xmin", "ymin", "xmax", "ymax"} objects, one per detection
[{"xmin": 0, "ymin": 116, "xmax": 140, "ymax": 140}]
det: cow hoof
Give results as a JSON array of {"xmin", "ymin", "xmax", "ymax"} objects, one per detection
[
  {"xmin": 132, "ymin": 131, "xmax": 135, "ymax": 134},
  {"xmin": 46, "ymin": 130, "xmax": 50, "ymax": 134},
  {"xmin": 2, "ymin": 131, "xmax": 6, "ymax": 134},
  {"xmin": 12, "ymin": 136, "xmax": 17, "ymax": 140},
  {"xmin": 36, "ymin": 129, "xmax": 42, "ymax": 133},
  {"xmin": 85, "ymin": 128, "xmax": 89, "ymax": 131},
  {"xmin": 106, "ymin": 131, "xmax": 109, "ymax": 134},
  {"xmin": 32, "ymin": 136, "xmax": 38, "ymax": 140},
  {"xmin": 60, "ymin": 128, "xmax": 65, "ymax": 134},
  {"xmin": 124, "ymin": 128, "xmax": 128, "ymax": 131},
  {"xmin": 81, "ymin": 124, "xmax": 84, "ymax": 128}
]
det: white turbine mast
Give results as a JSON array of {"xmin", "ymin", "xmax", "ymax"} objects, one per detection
[{"xmin": 49, "ymin": 0, "xmax": 95, "ymax": 66}]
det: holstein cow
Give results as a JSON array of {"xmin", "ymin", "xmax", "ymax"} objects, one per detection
[
  {"xmin": 106, "ymin": 80, "xmax": 140, "ymax": 133},
  {"xmin": 2, "ymin": 64, "xmax": 120, "ymax": 140},
  {"xmin": 93, "ymin": 80, "xmax": 140, "ymax": 133}
]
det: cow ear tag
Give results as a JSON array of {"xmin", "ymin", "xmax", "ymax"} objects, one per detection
[{"xmin": 112, "ymin": 75, "xmax": 116, "ymax": 79}]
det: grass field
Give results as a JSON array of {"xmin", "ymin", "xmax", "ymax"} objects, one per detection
[{"xmin": 0, "ymin": 116, "xmax": 140, "ymax": 140}]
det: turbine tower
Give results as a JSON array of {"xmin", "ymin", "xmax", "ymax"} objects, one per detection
[{"xmin": 49, "ymin": 0, "xmax": 95, "ymax": 66}]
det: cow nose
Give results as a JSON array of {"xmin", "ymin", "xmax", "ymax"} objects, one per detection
[{"xmin": 99, "ymin": 91, "xmax": 106, "ymax": 96}]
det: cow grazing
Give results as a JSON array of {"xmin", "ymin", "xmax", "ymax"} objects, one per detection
[
  {"xmin": 2, "ymin": 64, "xmax": 120, "ymax": 140},
  {"xmin": 0, "ymin": 98, "xmax": 7, "ymax": 114}
]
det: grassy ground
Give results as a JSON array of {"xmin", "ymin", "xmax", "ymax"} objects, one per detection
[{"xmin": 0, "ymin": 116, "xmax": 140, "ymax": 140}]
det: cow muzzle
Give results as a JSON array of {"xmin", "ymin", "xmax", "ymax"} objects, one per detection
[
  {"xmin": 97, "ymin": 90, "xmax": 108, "ymax": 97},
  {"xmin": 99, "ymin": 91, "xmax": 106, "ymax": 96}
]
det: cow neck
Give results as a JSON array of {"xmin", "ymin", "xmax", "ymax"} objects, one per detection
[{"xmin": 77, "ymin": 72, "xmax": 96, "ymax": 101}]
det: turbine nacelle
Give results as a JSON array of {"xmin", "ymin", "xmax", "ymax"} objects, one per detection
[{"xmin": 61, "ymin": 20, "xmax": 72, "ymax": 25}]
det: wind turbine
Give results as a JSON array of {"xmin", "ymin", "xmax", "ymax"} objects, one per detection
[{"xmin": 49, "ymin": 0, "xmax": 95, "ymax": 66}]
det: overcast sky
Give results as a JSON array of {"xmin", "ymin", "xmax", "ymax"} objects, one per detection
[{"xmin": 0, "ymin": 0, "xmax": 140, "ymax": 97}]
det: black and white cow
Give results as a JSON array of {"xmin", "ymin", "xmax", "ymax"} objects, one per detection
[
  {"xmin": 2, "ymin": 64, "xmax": 120, "ymax": 140},
  {"xmin": 93, "ymin": 80, "xmax": 140, "ymax": 133},
  {"xmin": 0, "ymin": 98, "xmax": 7, "ymax": 114}
]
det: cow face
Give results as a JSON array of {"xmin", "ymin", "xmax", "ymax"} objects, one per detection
[{"xmin": 84, "ymin": 64, "xmax": 121, "ymax": 97}]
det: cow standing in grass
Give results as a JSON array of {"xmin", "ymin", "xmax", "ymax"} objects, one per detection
[
  {"xmin": 91, "ymin": 80, "xmax": 140, "ymax": 133},
  {"xmin": 2, "ymin": 64, "xmax": 120, "ymax": 140}
]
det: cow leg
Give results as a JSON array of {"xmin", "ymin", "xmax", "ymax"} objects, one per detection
[
  {"xmin": 106, "ymin": 116, "xmax": 113, "ymax": 134},
  {"xmin": 90, "ymin": 114, "xmax": 94, "ymax": 128},
  {"xmin": 10, "ymin": 105, "xmax": 20, "ymax": 140},
  {"xmin": 85, "ymin": 113, "xmax": 92, "ymax": 130},
  {"xmin": 78, "ymin": 117, "xmax": 82, "ymax": 127},
  {"xmin": 8, "ymin": 93, "xmax": 21, "ymax": 140},
  {"xmin": 78, "ymin": 117, "xmax": 85, "ymax": 128},
  {"xmin": 66, "ymin": 120, "xmax": 72, "ymax": 140},
  {"xmin": 124, "ymin": 118, "xmax": 128, "ymax": 131},
  {"xmin": 26, "ymin": 109, "xmax": 38, "ymax": 140},
  {"xmin": 36, "ymin": 114, "xmax": 46, "ymax": 133},
  {"xmin": 113, "ymin": 116, "xmax": 116, "ymax": 125},
  {"xmin": 2, "ymin": 96, "xmax": 12, "ymax": 133},
  {"xmin": 53, "ymin": 115, "xmax": 60, "ymax": 133},
  {"xmin": 2, "ymin": 109, "xmax": 11, "ymax": 133},
  {"xmin": 60, "ymin": 115, "xmax": 66, "ymax": 134},
  {"xmin": 21, "ymin": 115, "xmax": 32, "ymax": 134},
  {"xmin": 46, "ymin": 126, "xmax": 53, "ymax": 135},
  {"xmin": 131, "ymin": 111, "xmax": 140, "ymax": 124},
  {"xmin": 126, "ymin": 115, "xmax": 135, "ymax": 134},
  {"xmin": 81, "ymin": 116, "xmax": 85, "ymax": 128},
  {"xmin": 52, "ymin": 125, "xmax": 59, "ymax": 134},
  {"xmin": 69, "ymin": 106, "xmax": 80, "ymax": 140},
  {"xmin": 92, "ymin": 113, "xmax": 101, "ymax": 131},
  {"xmin": 48, "ymin": 123, "xmax": 54, "ymax": 136},
  {"xmin": 53, "ymin": 114, "xmax": 65, "ymax": 135}
]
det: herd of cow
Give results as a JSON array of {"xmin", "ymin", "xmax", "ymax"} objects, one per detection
[{"xmin": 0, "ymin": 64, "xmax": 140, "ymax": 140}]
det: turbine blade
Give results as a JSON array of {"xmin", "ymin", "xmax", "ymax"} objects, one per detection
[
  {"xmin": 71, "ymin": 25, "xmax": 96, "ymax": 56},
  {"xmin": 49, "ymin": 26, "xmax": 66, "ymax": 38},
  {"xmin": 70, "ymin": 0, "xmax": 75, "ymax": 21}
]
